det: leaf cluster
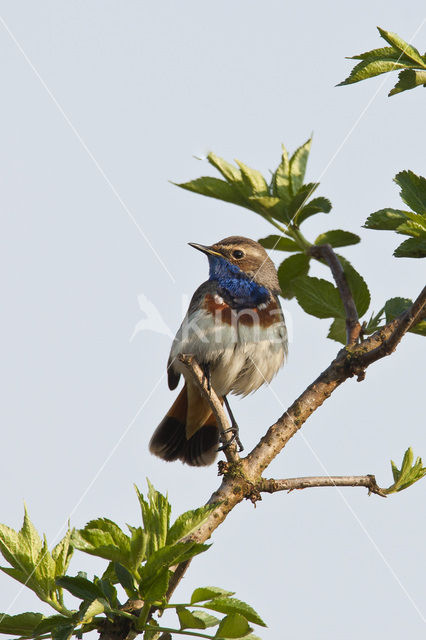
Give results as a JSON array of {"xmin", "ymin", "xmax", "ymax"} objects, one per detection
[
  {"xmin": 338, "ymin": 27, "xmax": 426, "ymax": 96},
  {"xmin": 364, "ymin": 170, "xmax": 426, "ymax": 259},
  {"xmin": 0, "ymin": 483, "xmax": 265, "ymax": 640},
  {"xmin": 385, "ymin": 448, "xmax": 426, "ymax": 494}
]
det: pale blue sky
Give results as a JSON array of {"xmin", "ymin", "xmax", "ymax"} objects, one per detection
[{"xmin": 0, "ymin": 2, "xmax": 425, "ymax": 639}]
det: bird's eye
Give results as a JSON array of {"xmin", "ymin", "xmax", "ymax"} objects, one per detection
[{"xmin": 232, "ymin": 249, "xmax": 244, "ymax": 259}]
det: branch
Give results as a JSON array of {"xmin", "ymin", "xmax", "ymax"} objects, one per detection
[
  {"xmin": 178, "ymin": 354, "xmax": 240, "ymax": 464},
  {"xmin": 259, "ymin": 475, "xmax": 387, "ymax": 497},
  {"xmin": 102, "ymin": 287, "xmax": 426, "ymax": 640},
  {"xmin": 309, "ymin": 243, "xmax": 361, "ymax": 345}
]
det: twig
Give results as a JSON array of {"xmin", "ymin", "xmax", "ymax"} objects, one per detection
[
  {"xmin": 259, "ymin": 475, "xmax": 387, "ymax": 497},
  {"xmin": 309, "ymin": 243, "xmax": 361, "ymax": 346},
  {"xmin": 178, "ymin": 354, "xmax": 240, "ymax": 464}
]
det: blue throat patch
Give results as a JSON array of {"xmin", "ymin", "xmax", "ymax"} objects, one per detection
[{"xmin": 208, "ymin": 255, "xmax": 269, "ymax": 307}]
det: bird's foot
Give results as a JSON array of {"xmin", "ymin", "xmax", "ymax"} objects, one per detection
[{"xmin": 218, "ymin": 426, "xmax": 244, "ymax": 453}]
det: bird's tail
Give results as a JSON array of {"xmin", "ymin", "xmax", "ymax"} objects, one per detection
[{"xmin": 149, "ymin": 384, "xmax": 221, "ymax": 466}]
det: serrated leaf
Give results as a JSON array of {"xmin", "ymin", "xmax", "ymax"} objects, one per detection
[
  {"xmin": 71, "ymin": 527, "xmax": 129, "ymax": 568},
  {"xmin": 364, "ymin": 208, "xmax": 408, "ymax": 230},
  {"xmin": 202, "ymin": 597, "xmax": 266, "ymax": 627},
  {"xmin": 139, "ymin": 567, "xmax": 170, "ymax": 603},
  {"xmin": 167, "ymin": 504, "xmax": 217, "ymax": 546},
  {"xmin": 277, "ymin": 254, "xmax": 310, "ymax": 299},
  {"xmin": 258, "ymin": 235, "xmax": 299, "ymax": 252},
  {"xmin": 292, "ymin": 276, "xmax": 344, "ymax": 319},
  {"xmin": 315, "ymin": 230, "xmax": 360, "ymax": 248},
  {"xmin": 129, "ymin": 527, "xmax": 148, "ymax": 569},
  {"xmin": 55, "ymin": 575, "xmax": 102, "ymax": 601},
  {"xmin": 78, "ymin": 598, "xmax": 108, "ymax": 624},
  {"xmin": 175, "ymin": 177, "xmax": 247, "ymax": 208},
  {"xmin": 136, "ymin": 482, "xmax": 170, "ymax": 557},
  {"xmin": 394, "ymin": 170, "xmax": 426, "ymax": 216},
  {"xmin": 394, "ymin": 237, "xmax": 426, "ymax": 258},
  {"xmin": 287, "ymin": 183, "xmax": 319, "ymax": 223},
  {"xmin": 51, "ymin": 528, "xmax": 73, "ymax": 578},
  {"xmin": 33, "ymin": 615, "xmax": 73, "ymax": 636},
  {"xmin": 351, "ymin": 46, "xmax": 407, "ymax": 62},
  {"xmin": 94, "ymin": 577, "xmax": 118, "ymax": 609},
  {"xmin": 177, "ymin": 607, "xmax": 206, "ymax": 630},
  {"xmin": 0, "ymin": 612, "xmax": 44, "ymax": 635},
  {"xmin": 207, "ymin": 153, "xmax": 243, "ymax": 184},
  {"xmin": 51, "ymin": 623, "xmax": 75, "ymax": 640},
  {"xmin": 191, "ymin": 587, "xmax": 235, "ymax": 604},
  {"xmin": 396, "ymin": 220, "xmax": 426, "ymax": 238},
  {"xmin": 389, "ymin": 69, "xmax": 426, "ymax": 95},
  {"xmin": 336, "ymin": 256, "xmax": 370, "ymax": 317},
  {"xmin": 272, "ymin": 145, "xmax": 291, "ymax": 203},
  {"xmin": 235, "ymin": 160, "xmax": 268, "ymax": 197},
  {"xmin": 289, "ymin": 138, "xmax": 312, "ymax": 194},
  {"xmin": 377, "ymin": 27, "xmax": 426, "ymax": 67},
  {"xmin": 294, "ymin": 196, "xmax": 332, "ymax": 226},
  {"xmin": 189, "ymin": 611, "xmax": 221, "ymax": 628},
  {"xmin": 20, "ymin": 507, "xmax": 43, "ymax": 565},
  {"xmin": 215, "ymin": 613, "xmax": 252, "ymax": 639},
  {"xmin": 248, "ymin": 196, "xmax": 285, "ymax": 220},
  {"xmin": 114, "ymin": 563, "xmax": 137, "ymax": 594},
  {"xmin": 338, "ymin": 59, "xmax": 409, "ymax": 86},
  {"xmin": 384, "ymin": 297, "xmax": 426, "ymax": 336},
  {"xmin": 327, "ymin": 318, "xmax": 346, "ymax": 345}
]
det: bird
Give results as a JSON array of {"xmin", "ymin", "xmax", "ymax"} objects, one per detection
[{"xmin": 149, "ymin": 236, "xmax": 288, "ymax": 466}]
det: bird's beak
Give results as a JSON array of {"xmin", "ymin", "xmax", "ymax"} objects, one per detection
[{"xmin": 188, "ymin": 242, "xmax": 222, "ymax": 258}]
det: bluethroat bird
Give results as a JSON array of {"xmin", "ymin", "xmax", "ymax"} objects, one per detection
[{"xmin": 149, "ymin": 236, "xmax": 288, "ymax": 466}]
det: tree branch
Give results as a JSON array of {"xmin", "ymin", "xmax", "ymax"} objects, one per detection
[
  {"xmin": 259, "ymin": 475, "xmax": 387, "ymax": 497},
  {"xmin": 309, "ymin": 243, "xmax": 361, "ymax": 345},
  {"xmin": 177, "ymin": 354, "xmax": 240, "ymax": 464},
  {"xmin": 102, "ymin": 286, "xmax": 426, "ymax": 640}
]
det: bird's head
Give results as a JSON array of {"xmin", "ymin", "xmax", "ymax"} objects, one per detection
[{"xmin": 189, "ymin": 236, "xmax": 281, "ymax": 294}]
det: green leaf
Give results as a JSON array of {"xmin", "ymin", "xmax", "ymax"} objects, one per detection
[
  {"xmin": 0, "ymin": 612, "xmax": 44, "ymax": 636},
  {"xmin": 114, "ymin": 562, "xmax": 137, "ymax": 594},
  {"xmin": 51, "ymin": 622, "xmax": 75, "ymax": 640},
  {"xmin": 258, "ymin": 235, "xmax": 299, "ymax": 252},
  {"xmin": 338, "ymin": 59, "xmax": 410, "ymax": 86},
  {"xmin": 189, "ymin": 611, "xmax": 221, "ymax": 628},
  {"xmin": 395, "ymin": 220, "xmax": 426, "ymax": 238},
  {"xmin": 377, "ymin": 27, "xmax": 426, "ymax": 67},
  {"xmin": 385, "ymin": 448, "xmax": 426, "ymax": 494},
  {"xmin": 287, "ymin": 183, "xmax": 319, "ymax": 223},
  {"xmin": 71, "ymin": 520, "xmax": 131, "ymax": 569},
  {"xmin": 289, "ymin": 138, "xmax": 312, "ymax": 194},
  {"xmin": 277, "ymin": 254, "xmax": 310, "ymax": 299},
  {"xmin": 394, "ymin": 237, "xmax": 426, "ymax": 258},
  {"xmin": 394, "ymin": 170, "xmax": 426, "ymax": 216},
  {"xmin": 248, "ymin": 196, "xmax": 284, "ymax": 219},
  {"xmin": 55, "ymin": 575, "xmax": 102, "ymax": 601},
  {"xmin": 94, "ymin": 577, "xmax": 118, "ymax": 609},
  {"xmin": 207, "ymin": 153, "xmax": 243, "ymax": 185},
  {"xmin": 167, "ymin": 504, "xmax": 217, "ymax": 546},
  {"xmin": 177, "ymin": 607, "xmax": 207, "ymax": 630},
  {"xmin": 129, "ymin": 527, "xmax": 148, "ymax": 569},
  {"xmin": 364, "ymin": 208, "xmax": 408, "ymax": 230},
  {"xmin": 176, "ymin": 177, "xmax": 246, "ymax": 208},
  {"xmin": 315, "ymin": 230, "xmax": 360, "ymax": 248},
  {"xmin": 51, "ymin": 528, "xmax": 73, "ymax": 578},
  {"xmin": 202, "ymin": 597, "xmax": 266, "ymax": 627},
  {"xmin": 235, "ymin": 160, "xmax": 268, "ymax": 196},
  {"xmin": 191, "ymin": 587, "xmax": 235, "ymax": 604},
  {"xmin": 389, "ymin": 69, "xmax": 426, "ymax": 95},
  {"xmin": 327, "ymin": 318, "xmax": 346, "ymax": 345},
  {"xmin": 136, "ymin": 482, "xmax": 171, "ymax": 557},
  {"xmin": 139, "ymin": 566, "xmax": 170, "ymax": 603},
  {"xmin": 293, "ymin": 196, "xmax": 332, "ymax": 226},
  {"xmin": 384, "ymin": 297, "xmax": 426, "ymax": 336},
  {"xmin": 33, "ymin": 615, "xmax": 73, "ymax": 636},
  {"xmin": 272, "ymin": 145, "xmax": 291, "ymax": 203},
  {"xmin": 215, "ymin": 613, "xmax": 252, "ymax": 639},
  {"xmin": 78, "ymin": 598, "xmax": 108, "ymax": 624},
  {"xmin": 336, "ymin": 256, "xmax": 371, "ymax": 317},
  {"xmin": 292, "ymin": 276, "xmax": 344, "ymax": 319}
]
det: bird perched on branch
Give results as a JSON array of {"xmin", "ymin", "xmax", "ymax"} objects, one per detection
[{"xmin": 149, "ymin": 236, "xmax": 288, "ymax": 466}]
